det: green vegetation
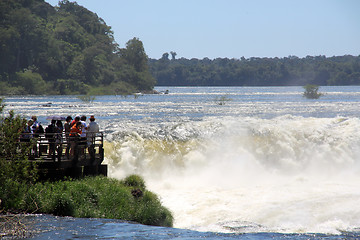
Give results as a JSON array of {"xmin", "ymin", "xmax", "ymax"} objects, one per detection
[
  {"xmin": 0, "ymin": 0, "xmax": 155, "ymax": 95},
  {"xmin": 0, "ymin": 98, "xmax": 173, "ymax": 228},
  {"xmin": 303, "ymin": 84, "xmax": 323, "ymax": 99},
  {"xmin": 2, "ymin": 1, "xmax": 358, "ymax": 93},
  {"xmin": 0, "ymin": 99, "xmax": 38, "ymax": 185},
  {"xmin": 0, "ymin": 175, "xmax": 173, "ymax": 227},
  {"xmin": 150, "ymin": 54, "xmax": 360, "ymax": 86}
]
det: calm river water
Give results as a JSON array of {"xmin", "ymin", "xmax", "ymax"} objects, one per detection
[{"xmin": 3, "ymin": 86, "xmax": 360, "ymax": 239}]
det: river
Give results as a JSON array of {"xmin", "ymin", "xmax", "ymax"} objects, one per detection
[{"xmin": 2, "ymin": 86, "xmax": 360, "ymax": 239}]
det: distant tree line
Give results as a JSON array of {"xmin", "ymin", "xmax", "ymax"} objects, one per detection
[
  {"xmin": 0, "ymin": 0, "xmax": 155, "ymax": 95},
  {"xmin": 2, "ymin": 0, "xmax": 359, "ymax": 95},
  {"xmin": 150, "ymin": 53, "xmax": 360, "ymax": 86}
]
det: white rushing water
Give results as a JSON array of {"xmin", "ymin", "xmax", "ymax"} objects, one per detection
[
  {"xmin": 105, "ymin": 116, "xmax": 360, "ymax": 234},
  {"xmin": 3, "ymin": 86, "xmax": 360, "ymax": 235}
]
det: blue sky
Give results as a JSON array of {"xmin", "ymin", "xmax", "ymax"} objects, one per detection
[{"xmin": 46, "ymin": 0, "xmax": 360, "ymax": 60}]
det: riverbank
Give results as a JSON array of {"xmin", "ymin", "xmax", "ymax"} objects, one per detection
[{"xmin": 0, "ymin": 175, "xmax": 173, "ymax": 238}]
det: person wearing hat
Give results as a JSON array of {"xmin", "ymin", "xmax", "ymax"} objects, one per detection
[
  {"xmin": 87, "ymin": 116, "xmax": 99, "ymax": 136},
  {"xmin": 87, "ymin": 115, "xmax": 99, "ymax": 162}
]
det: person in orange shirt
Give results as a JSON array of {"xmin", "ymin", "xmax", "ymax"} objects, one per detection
[
  {"xmin": 69, "ymin": 122, "xmax": 82, "ymax": 158},
  {"xmin": 70, "ymin": 116, "xmax": 80, "ymax": 127},
  {"xmin": 70, "ymin": 122, "xmax": 82, "ymax": 137}
]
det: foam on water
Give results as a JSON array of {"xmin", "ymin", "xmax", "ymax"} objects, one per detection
[
  {"xmin": 105, "ymin": 116, "xmax": 360, "ymax": 234},
  {"xmin": 3, "ymin": 86, "xmax": 360, "ymax": 235}
]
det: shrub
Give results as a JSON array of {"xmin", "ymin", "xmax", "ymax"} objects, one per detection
[
  {"xmin": 0, "ymin": 98, "xmax": 38, "ymax": 186},
  {"xmin": 1, "ymin": 175, "xmax": 174, "ymax": 227},
  {"xmin": 51, "ymin": 193, "xmax": 75, "ymax": 217},
  {"xmin": 303, "ymin": 84, "xmax": 323, "ymax": 99},
  {"xmin": 122, "ymin": 175, "xmax": 146, "ymax": 189},
  {"xmin": 15, "ymin": 70, "xmax": 47, "ymax": 95},
  {"xmin": 133, "ymin": 191, "xmax": 173, "ymax": 227}
]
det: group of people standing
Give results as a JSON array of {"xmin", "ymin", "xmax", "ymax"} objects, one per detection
[
  {"xmin": 66, "ymin": 115, "xmax": 100, "ymax": 142},
  {"xmin": 20, "ymin": 116, "xmax": 43, "ymax": 142},
  {"xmin": 64, "ymin": 115, "xmax": 100, "ymax": 159},
  {"xmin": 21, "ymin": 115, "xmax": 100, "ymax": 160}
]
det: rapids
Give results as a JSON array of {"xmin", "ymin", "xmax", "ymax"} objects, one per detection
[
  {"xmin": 3, "ymin": 86, "xmax": 360, "ymax": 235},
  {"xmin": 105, "ymin": 116, "xmax": 360, "ymax": 234}
]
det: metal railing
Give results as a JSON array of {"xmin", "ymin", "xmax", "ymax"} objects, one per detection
[{"xmin": 17, "ymin": 131, "xmax": 104, "ymax": 165}]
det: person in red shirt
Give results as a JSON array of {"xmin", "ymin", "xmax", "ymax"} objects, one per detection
[
  {"xmin": 70, "ymin": 116, "xmax": 80, "ymax": 127},
  {"xmin": 70, "ymin": 122, "xmax": 82, "ymax": 137},
  {"xmin": 69, "ymin": 122, "xmax": 82, "ymax": 158}
]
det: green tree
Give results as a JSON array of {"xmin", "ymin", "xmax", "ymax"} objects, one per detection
[
  {"xmin": 15, "ymin": 70, "xmax": 47, "ymax": 94},
  {"xmin": 170, "ymin": 51, "xmax": 177, "ymax": 60},
  {"xmin": 0, "ymin": 0, "xmax": 155, "ymax": 95},
  {"xmin": 0, "ymin": 98, "xmax": 38, "ymax": 184},
  {"xmin": 120, "ymin": 38, "xmax": 150, "ymax": 72},
  {"xmin": 161, "ymin": 52, "xmax": 169, "ymax": 61},
  {"xmin": 119, "ymin": 38, "xmax": 156, "ymax": 90},
  {"xmin": 151, "ymin": 55, "xmax": 360, "ymax": 87}
]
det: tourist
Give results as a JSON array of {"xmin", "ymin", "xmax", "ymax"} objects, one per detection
[
  {"xmin": 64, "ymin": 116, "xmax": 72, "ymax": 158},
  {"xmin": 54, "ymin": 120, "xmax": 63, "ymax": 160},
  {"xmin": 45, "ymin": 120, "xmax": 57, "ymax": 158},
  {"xmin": 69, "ymin": 121, "xmax": 82, "ymax": 158},
  {"xmin": 56, "ymin": 120, "xmax": 63, "ymax": 132},
  {"xmin": 71, "ymin": 115, "xmax": 80, "ymax": 127},
  {"xmin": 87, "ymin": 115, "xmax": 99, "ymax": 161},
  {"xmin": 30, "ymin": 116, "xmax": 41, "ymax": 156},
  {"xmin": 79, "ymin": 116, "xmax": 88, "ymax": 151},
  {"xmin": 87, "ymin": 115, "xmax": 99, "ymax": 145},
  {"xmin": 31, "ymin": 116, "xmax": 39, "ymax": 134},
  {"xmin": 20, "ymin": 119, "xmax": 33, "ymax": 142},
  {"xmin": 69, "ymin": 121, "xmax": 82, "ymax": 138}
]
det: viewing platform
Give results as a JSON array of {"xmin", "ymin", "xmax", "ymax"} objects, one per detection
[{"xmin": 21, "ymin": 132, "xmax": 107, "ymax": 180}]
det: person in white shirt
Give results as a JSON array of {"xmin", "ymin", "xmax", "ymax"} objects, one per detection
[
  {"xmin": 78, "ymin": 116, "xmax": 88, "ymax": 154},
  {"xmin": 87, "ymin": 115, "xmax": 100, "ymax": 162},
  {"xmin": 31, "ymin": 116, "xmax": 39, "ymax": 134},
  {"xmin": 87, "ymin": 115, "xmax": 99, "ymax": 143},
  {"xmin": 80, "ymin": 115, "xmax": 88, "ymax": 139}
]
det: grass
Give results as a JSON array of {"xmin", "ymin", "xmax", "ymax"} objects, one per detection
[{"xmin": 0, "ymin": 175, "xmax": 173, "ymax": 228}]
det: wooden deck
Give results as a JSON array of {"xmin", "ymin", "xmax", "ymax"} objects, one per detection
[{"xmin": 23, "ymin": 132, "xmax": 107, "ymax": 180}]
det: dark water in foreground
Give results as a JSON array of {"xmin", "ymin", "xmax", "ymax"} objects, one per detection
[{"xmin": 25, "ymin": 215, "xmax": 358, "ymax": 240}]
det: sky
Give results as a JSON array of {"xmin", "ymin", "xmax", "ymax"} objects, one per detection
[{"xmin": 45, "ymin": 0, "xmax": 360, "ymax": 60}]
